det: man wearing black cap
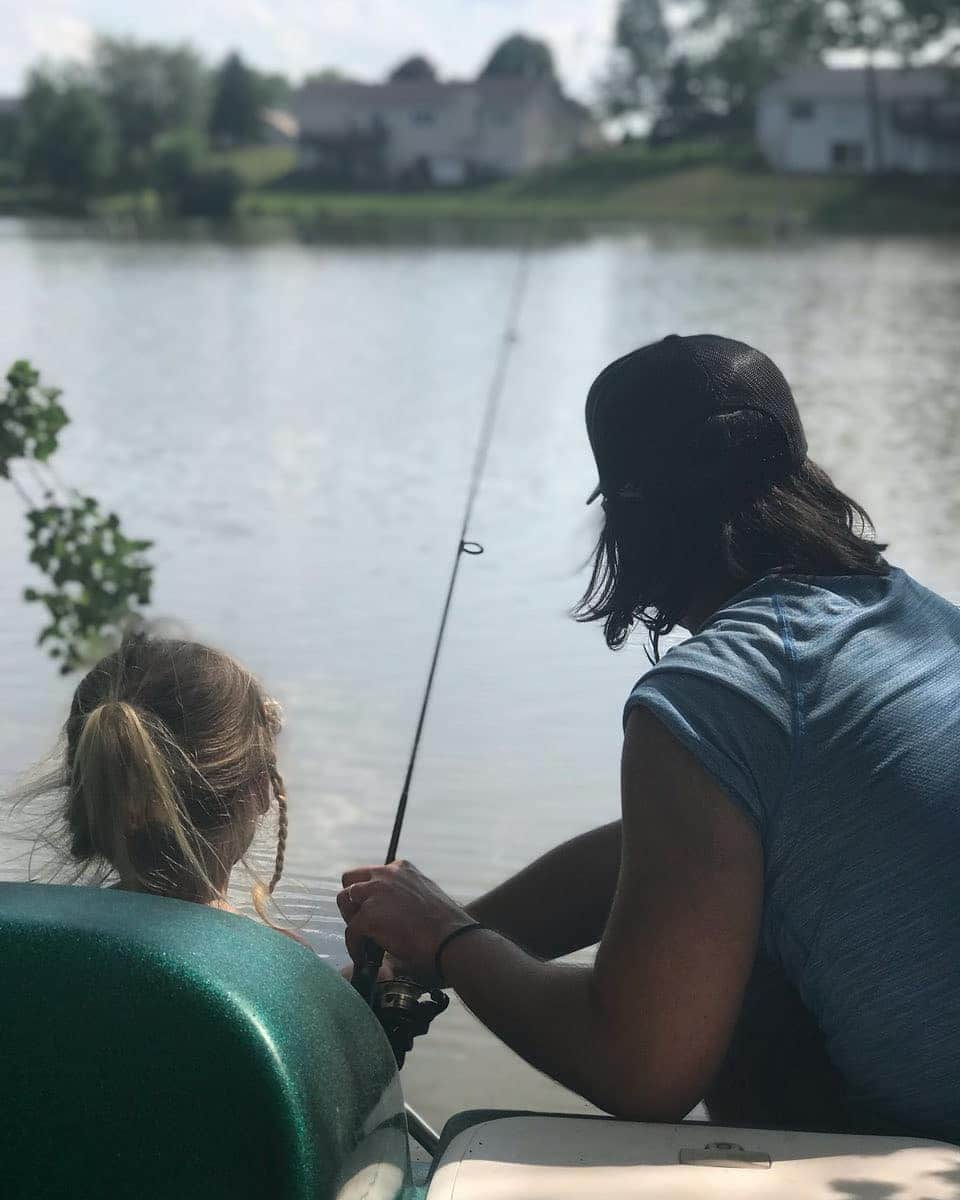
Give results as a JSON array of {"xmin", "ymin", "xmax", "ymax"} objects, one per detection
[{"xmin": 340, "ymin": 335, "xmax": 960, "ymax": 1143}]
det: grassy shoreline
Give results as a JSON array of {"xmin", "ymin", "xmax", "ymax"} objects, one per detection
[{"xmin": 2, "ymin": 141, "xmax": 958, "ymax": 236}]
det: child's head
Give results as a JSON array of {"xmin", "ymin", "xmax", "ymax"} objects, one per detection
[{"xmin": 62, "ymin": 633, "xmax": 286, "ymax": 907}]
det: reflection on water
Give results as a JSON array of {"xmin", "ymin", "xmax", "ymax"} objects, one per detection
[{"xmin": 1, "ymin": 220, "xmax": 959, "ymax": 1126}]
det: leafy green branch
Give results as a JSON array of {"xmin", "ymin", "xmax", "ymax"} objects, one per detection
[
  {"xmin": 1, "ymin": 361, "xmax": 155, "ymax": 674},
  {"xmin": 0, "ymin": 361, "xmax": 69, "ymax": 477}
]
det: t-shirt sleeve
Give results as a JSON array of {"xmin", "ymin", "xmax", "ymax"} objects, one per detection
[{"xmin": 623, "ymin": 602, "xmax": 798, "ymax": 836}]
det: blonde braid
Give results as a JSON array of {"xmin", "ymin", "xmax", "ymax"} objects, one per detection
[{"xmin": 267, "ymin": 764, "xmax": 287, "ymax": 895}]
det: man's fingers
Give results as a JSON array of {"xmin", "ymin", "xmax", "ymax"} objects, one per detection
[
  {"xmin": 345, "ymin": 923, "xmax": 362, "ymax": 963},
  {"xmin": 337, "ymin": 879, "xmax": 383, "ymax": 922},
  {"xmin": 336, "ymin": 890, "xmax": 357, "ymax": 922},
  {"xmin": 344, "ymin": 912, "xmax": 377, "ymax": 963},
  {"xmin": 342, "ymin": 866, "xmax": 377, "ymax": 888}
]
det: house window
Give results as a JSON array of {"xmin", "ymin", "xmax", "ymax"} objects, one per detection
[
  {"xmin": 789, "ymin": 99, "xmax": 815, "ymax": 121},
  {"xmin": 831, "ymin": 141, "xmax": 866, "ymax": 170},
  {"xmin": 411, "ymin": 110, "xmax": 436, "ymax": 126}
]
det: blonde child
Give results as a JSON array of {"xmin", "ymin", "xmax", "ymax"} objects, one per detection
[{"xmin": 30, "ymin": 632, "xmax": 288, "ymax": 921}]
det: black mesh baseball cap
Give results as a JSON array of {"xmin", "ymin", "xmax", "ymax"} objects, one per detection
[{"xmin": 585, "ymin": 333, "xmax": 807, "ymax": 506}]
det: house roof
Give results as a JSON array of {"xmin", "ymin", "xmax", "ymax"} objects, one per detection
[
  {"xmin": 260, "ymin": 108, "xmax": 300, "ymax": 140},
  {"xmin": 299, "ymin": 77, "xmax": 547, "ymax": 102},
  {"xmin": 762, "ymin": 66, "xmax": 955, "ymax": 102},
  {"xmin": 294, "ymin": 76, "xmax": 556, "ymax": 123}
]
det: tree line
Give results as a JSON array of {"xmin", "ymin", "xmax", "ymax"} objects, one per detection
[
  {"xmin": 1, "ymin": 31, "xmax": 569, "ymax": 213},
  {"xmin": 605, "ymin": 0, "xmax": 960, "ymax": 133},
  {"xmin": 7, "ymin": 38, "xmax": 291, "ymax": 213}
]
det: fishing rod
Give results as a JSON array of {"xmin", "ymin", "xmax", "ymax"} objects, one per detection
[{"xmin": 352, "ymin": 244, "xmax": 533, "ymax": 1010}]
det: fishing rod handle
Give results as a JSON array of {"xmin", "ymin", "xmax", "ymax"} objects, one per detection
[{"xmin": 351, "ymin": 937, "xmax": 386, "ymax": 1006}]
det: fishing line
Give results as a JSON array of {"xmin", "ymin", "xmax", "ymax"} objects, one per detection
[
  {"xmin": 353, "ymin": 242, "xmax": 533, "ymax": 1003},
  {"xmin": 385, "ymin": 246, "xmax": 532, "ymax": 864}
]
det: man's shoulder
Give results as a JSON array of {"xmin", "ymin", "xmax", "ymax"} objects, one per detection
[
  {"xmin": 655, "ymin": 582, "xmax": 790, "ymax": 680},
  {"xmin": 691, "ymin": 568, "xmax": 909, "ymax": 657}
]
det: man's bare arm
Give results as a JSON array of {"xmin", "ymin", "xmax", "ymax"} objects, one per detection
[
  {"xmin": 340, "ymin": 707, "xmax": 763, "ymax": 1119},
  {"xmin": 466, "ymin": 821, "xmax": 621, "ymax": 958}
]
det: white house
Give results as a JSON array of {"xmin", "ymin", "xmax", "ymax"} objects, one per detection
[
  {"xmin": 756, "ymin": 66, "xmax": 960, "ymax": 174},
  {"xmin": 292, "ymin": 78, "xmax": 600, "ymax": 185}
]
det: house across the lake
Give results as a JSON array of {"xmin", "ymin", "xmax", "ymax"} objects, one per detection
[
  {"xmin": 293, "ymin": 78, "xmax": 600, "ymax": 185},
  {"xmin": 756, "ymin": 66, "xmax": 960, "ymax": 174}
]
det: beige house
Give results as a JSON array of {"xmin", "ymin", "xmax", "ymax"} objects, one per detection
[{"xmin": 293, "ymin": 78, "xmax": 599, "ymax": 185}]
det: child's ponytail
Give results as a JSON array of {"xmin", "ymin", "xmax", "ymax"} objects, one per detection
[
  {"xmin": 16, "ymin": 634, "xmax": 290, "ymax": 919},
  {"xmin": 69, "ymin": 698, "xmax": 215, "ymax": 900}
]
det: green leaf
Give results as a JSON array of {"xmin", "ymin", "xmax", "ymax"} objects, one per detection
[{"xmin": 7, "ymin": 359, "xmax": 157, "ymax": 673}]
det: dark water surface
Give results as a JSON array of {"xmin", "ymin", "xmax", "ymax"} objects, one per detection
[{"xmin": 1, "ymin": 219, "xmax": 959, "ymax": 1126}]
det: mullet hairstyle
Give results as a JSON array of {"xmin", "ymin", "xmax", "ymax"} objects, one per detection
[{"xmin": 574, "ymin": 409, "xmax": 888, "ymax": 660}]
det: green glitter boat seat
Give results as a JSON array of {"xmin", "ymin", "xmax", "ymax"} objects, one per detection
[
  {"xmin": 5, "ymin": 882, "xmax": 960, "ymax": 1200},
  {"xmin": 0, "ymin": 882, "xmax": 409, "ymax": 1200}
]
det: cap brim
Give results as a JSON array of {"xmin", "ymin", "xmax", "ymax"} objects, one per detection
[{"xmin": 585, "ymin": 483, "xmax": 602, "ymax": 506}]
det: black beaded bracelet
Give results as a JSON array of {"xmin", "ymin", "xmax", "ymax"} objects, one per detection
[{"xmin": 434, "ymin": 922, "xmax": 488, "ymax": 986}]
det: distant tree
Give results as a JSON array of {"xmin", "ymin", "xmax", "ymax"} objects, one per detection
[
  {"xmin": 150, "ymin": 127, "xmax": 239, "ymax": 219},
  {"xmin": 900, "ymin": 0, "xmax": 960, "ymax": 54},
  {"xmin": 692, "ymin": 0, "xmax": 960, "ymax": 121},
  {"xmin": 302, "ymin": 67, "xmax": 358, "ymax": 86},
  {"xmin": 689, "ymin": 0, "xmax": 832, "ymax": 122},
  {"xmin": 818, "ymin": 0, "xmax": 960, "ymax": 55},
  {"xmin": 601, "ymin": 0, "xmax": 671, "ymax": 117},
  {"xmin": 389, "ymin": 55, "xmax": 438, "ymax": 83},
  {"xmin": 257, "ymin": 71, "xmax": 294, "ymax": 107},
  {"xmin": 19, "ymin": 71, "xmax": 113, "ymax": 204},
  {"xmin": 93, "ymin": 37, "xmax": 209, "ymax": 181},
  {"xmin": 480, "ymin": 33, "xmax": 556, "ymax": 82},
  {"xmin": 210, "ymin": 52, "xmax": 262, "ymax": 145},
  {"xmin": 680, "ymin": 0, "xmax": 960, "ymax": 155},
  {"xmin": 0, "ymin": 105, "xmax": 19, "ymax": 164},
  {"xmin": 662, "ymin": 56, "xmax": 700, "ymax": 120},
  {"xmin": 175, "ymin": 168, "xmax": 242, "ymax": 219},
  {"xmin": 151, "ymin": 127, "xmax": 207, "ymax": 210}
]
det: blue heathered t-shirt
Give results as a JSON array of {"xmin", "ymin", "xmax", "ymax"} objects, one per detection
[{"xmin": 624, "ymin": 567, "xmax": 960, "ymax": 1143}]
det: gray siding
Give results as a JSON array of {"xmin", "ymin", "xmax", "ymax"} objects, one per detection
[
  {"xmin": 757, "ymin": 69, "xmax": 960, "ymax": 175},
  {"xmin": 294, "ymin": 81, "xmax": 598, "ymax": 182}
]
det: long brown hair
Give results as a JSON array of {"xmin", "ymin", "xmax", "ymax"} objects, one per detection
[
  {"xmin": 575, "ymin": 410, "xmax": 888, "ymax": 658},
  {"xmin": 48, "ymin": 633, "xmax": 287, "ymax": 919}
]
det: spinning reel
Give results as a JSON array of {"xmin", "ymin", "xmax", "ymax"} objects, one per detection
[{"xmin": 372, "ymin": 976, "xmax": 449, "ymax": 1069}]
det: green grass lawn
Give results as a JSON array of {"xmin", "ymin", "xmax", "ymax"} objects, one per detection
[
  {"xmin": 237, "ymin": 140, "xmax": 960, "ymax": 234},
  {"xmin": 3, "ymin": 139, "xmax": 957, "ymax": 235},
  {"xmin": 208, "ymin": 144, "xmax": 297, "ymax": 188}
]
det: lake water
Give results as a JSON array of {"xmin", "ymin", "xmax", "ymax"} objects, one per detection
[{"xmin": 1, "ymin": 218, "xmax": 959, "ymax": 1128}]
